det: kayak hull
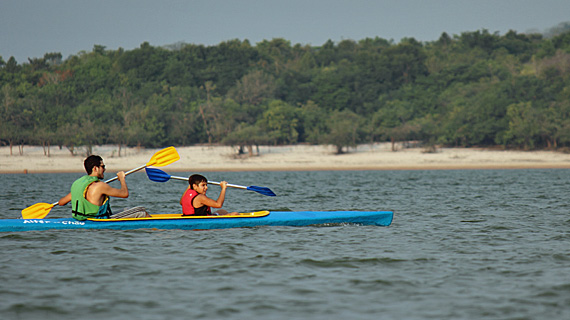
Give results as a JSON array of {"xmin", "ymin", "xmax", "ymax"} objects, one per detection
[{"xmin": 0, "ymin": 211, "xmax": 393, "ymax": 232}]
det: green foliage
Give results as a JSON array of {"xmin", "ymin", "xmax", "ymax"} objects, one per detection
[
  {"xmin": 258, "ymin": 100, "xmax": 300, "ymax": 145},
  {"xmin": 298, "ymin": 100, "xmax": 326, "ymax": 144},
  {"xmin": 2, "ymin": 28, "xmax": 570, "ymax": 152},
  {"xmin": 322, "ymin": 109, "xmax": 363, "ymax": 154}
]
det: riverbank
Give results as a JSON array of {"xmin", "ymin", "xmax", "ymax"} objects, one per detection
[{"xmin": 2, "ymin": 144, "xmax": 570, "ymax": 174}]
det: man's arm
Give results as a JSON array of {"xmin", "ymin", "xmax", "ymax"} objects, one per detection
[
  {"xmin": 58, "ymin": 193, "xmax": 71, "ymax": 206},
  {"xmin": 99, "ymin": 171, "xmax": 129, "ymax": 198},
  {"xmin": 87, "ymin": 171, "xmax": 129, "ymax": 205}
]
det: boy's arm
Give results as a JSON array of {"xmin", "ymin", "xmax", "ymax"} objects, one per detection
[
  {"xmin": 180, "ymin": 186, "xmax": 190, "ymax": 205},
  {"xmin": 195, "ymin": 182, "xmax": 228, "ymax": 209}
]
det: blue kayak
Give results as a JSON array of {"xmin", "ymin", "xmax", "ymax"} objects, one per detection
[{"xmin": 0, "ymin": 211, "xmax": 393, "ymax": 232}]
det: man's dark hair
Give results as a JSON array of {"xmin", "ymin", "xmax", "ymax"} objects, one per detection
[{"xmin": 84, "ymin": 155, "xmax": 103, "ymax": 175}]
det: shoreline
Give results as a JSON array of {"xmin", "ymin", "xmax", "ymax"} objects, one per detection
[{"xmin": 2, "ymin": 144, "xmax": 570, "ymax": 174}]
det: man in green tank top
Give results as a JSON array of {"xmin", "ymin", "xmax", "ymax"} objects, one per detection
[{"xmin": 58, "ymin": 155, "xmax": 149, "ymax": 220}]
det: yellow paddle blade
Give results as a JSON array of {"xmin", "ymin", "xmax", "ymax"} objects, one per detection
[
  {"xmin": 21, "ymin": 202, "xmax": 55, "ymax": 219},
  {"xmin": 146, "ymin": 146, "xmax": 180, "ymax": 167}
]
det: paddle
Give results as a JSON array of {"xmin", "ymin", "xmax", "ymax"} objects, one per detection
[
  {"xmin": 145, "ymin": 167, "xmax": 276, "ymax": 197},
  {"xmin": 21, "ymin": 146, "xmax": 181, "ymax": 219}
]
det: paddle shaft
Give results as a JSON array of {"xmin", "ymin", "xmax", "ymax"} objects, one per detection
[
  {"xmin": 145, "ymin": 168, "xmax": 275, "ymax": 196},
  {"xmin": 104, "ymin": 164, "xmax": 147, "ymax": 183},
  {"xmin": 168, "ymin": 175, "xmax": 248, "ymax": 190}
]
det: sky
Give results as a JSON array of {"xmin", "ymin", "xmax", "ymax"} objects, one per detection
[{"xmin": 1, "ymin": 0, "xmax": 570, "ymax": 63}]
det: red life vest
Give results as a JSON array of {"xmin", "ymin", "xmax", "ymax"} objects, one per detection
[{"xmin": 181, "ymin": 188, "xmax": 212, "ymax": 216}]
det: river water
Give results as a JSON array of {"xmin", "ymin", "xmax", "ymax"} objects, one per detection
[{"xmin": 0, "ymin": 169, "xmax": 568, "ymax": 319}]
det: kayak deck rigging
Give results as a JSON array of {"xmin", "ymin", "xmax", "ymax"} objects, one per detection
[{"xmin": 87, "ymin": 211, "xmax": 270, "ymax": 221}]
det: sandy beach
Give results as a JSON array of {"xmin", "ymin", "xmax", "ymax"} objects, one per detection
[{"xmin": 2, "ymin": 143, "xmax": 570, "ymax": 174}]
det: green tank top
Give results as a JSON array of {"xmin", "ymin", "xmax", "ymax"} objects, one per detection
[{"xmin": 70, "ymin": 175, "xmax": 111, "ymax": 220}]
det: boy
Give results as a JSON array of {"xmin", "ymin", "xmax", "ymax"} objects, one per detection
[{"xmin": 180, "ymin": 174, "xmax": 237, "ymax": 216}]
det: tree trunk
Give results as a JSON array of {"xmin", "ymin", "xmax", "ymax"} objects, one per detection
[
  {"xmin": 41, "ymin": 141, "xmax": 51, "ymax": 157},
  {"xmin": 198, "ymin": 104, "xmax": 212, "ymax": 144}
]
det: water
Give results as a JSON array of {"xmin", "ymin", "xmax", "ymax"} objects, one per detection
[{"xmin": 1, "ymin": 169, "xmax": 569, "ymax": 319}]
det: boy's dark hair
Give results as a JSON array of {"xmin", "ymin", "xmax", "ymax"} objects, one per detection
[
  {"xmin": 189, "ymin": 174, "xmax": 207, "ymax": 188},
  {"xmin": 84, "ymin": 155, "xmax": 103, "ymax": 175}
]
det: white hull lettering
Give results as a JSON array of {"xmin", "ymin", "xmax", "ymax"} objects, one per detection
[
  {"xmin": 23, "ymin": 220, "xmax": 85, "ymax": 226},
  {"xmin": 61, "ymin": 221, "xmax": 85, "ymax": 226}
]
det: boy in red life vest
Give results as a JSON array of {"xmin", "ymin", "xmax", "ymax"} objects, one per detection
[{"xmin": 180, "ymin": 174, "xmax": 238, "ymax": 216}]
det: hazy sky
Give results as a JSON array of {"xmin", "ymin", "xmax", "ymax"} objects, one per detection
[{"xmin": 1, "ymin": 0, "xmax": 569, "ymax": 63}]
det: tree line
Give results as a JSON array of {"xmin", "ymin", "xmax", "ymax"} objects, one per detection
[{"xmin": 2, "ymin": 28, "xmax": 570, "ymax": 156}]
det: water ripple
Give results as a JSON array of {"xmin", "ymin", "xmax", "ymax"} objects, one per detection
[{"xmin": 1, "ymin": 169, "xmax": 570, "ymax": 319}]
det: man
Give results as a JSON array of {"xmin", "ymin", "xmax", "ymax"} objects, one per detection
[{"xmin": 58, "ymin": 155, "xmax": 149, "ymax": 220}]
